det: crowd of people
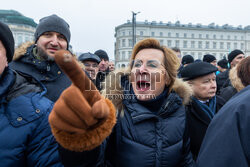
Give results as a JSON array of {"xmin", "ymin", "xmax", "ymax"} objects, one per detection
[{"xmin": 0, "ymin": 14, "xmax": 250, "ymax": 167}]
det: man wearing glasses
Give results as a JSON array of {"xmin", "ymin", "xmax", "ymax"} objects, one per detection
[{"xmin": 78, "ymin": 52, "xmax": 101, "ymax": 90}]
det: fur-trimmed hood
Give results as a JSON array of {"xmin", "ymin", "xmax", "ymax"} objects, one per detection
[
  {"xmin": 229, "ymin": 66, "xmax": 245, "ymax": 92},
  {"xmin": 13, "ymin": 42, "xmax": 34, "ymax": 61},
  {"xmin": 101, "ymin": 68, "xmax": 192, "ymax": 111}
]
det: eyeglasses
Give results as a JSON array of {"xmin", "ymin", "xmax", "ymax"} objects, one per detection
[
  {"xmin": 132, "ymin": 59, "xmax": 165, "ymax": 70},
  {"xmin": 83, "ymin": 63, "xmax": 98, "ymax": 68}
]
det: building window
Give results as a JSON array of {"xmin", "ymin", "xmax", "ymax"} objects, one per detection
[
  {"xmin": 227, "ymin": 35, "xmax": 230, "ymax": 40},
  {"xmin": 198, "ymin": 52, "xmax": 202, "ymax": 59},
  {"xmin": 129, "ymin": 31, "xmax": 132, "ymax": 35},
  {"xmin": 213, "ymin": 34, "xmax": 216, "ymax": 39},
  {"xmin": 140, "ymin": 31, "xmax": 144, "ymax": 36},
  {"xmin": 184, "ymin": 33, "xmax": 187, "ymax": 38},
  {"xmin": 198, "ymin": 41, "xmax": 202, "ymax": 49},
  {"xmin": 234, "ymin": 42, "xmax": 238, "ymax": 49},
  {"xmin": 213, "ymin": 42, "xmax": 217, "ymax": 49},
  {"xmin": 191, "ymin": 41, "xmax": 195, "ymax": 48},
  {"xmin": 206, "ymin": 41, "xmax": 209, "ymax": 49},
  {"xmin": 191, "ymin": 52, "xmax": 195, "ymax": 57},
  {"xmin": 183, "ymin": 52, "xmax": 188, "ymax": 56},
  {"xmin": 183, "ymin": 41, "xmax": 187, "ymax": 48},
  {"xmin": 122, "ymin": 51, "xmax": 125, "ymax": 60},
  {"xmin": 122, "ymin": 32, "xmax": 125, "ymax": 36},
  {"xmin": 220, "ymin": 35, "xmax": 223, "ymax": 39},
  {"xmin": 220, "ymin": 53, "xmax": 224, "ymax": 59},
  {"xmin": 167, "ymin": 40, "xmax": 172, "ymax": 47},
  {"xmin": 151, "ymin": 32, "xmax": 155, "ymax": 36},
  {"xmin": 199, "ymin": 34, "xmax": 202, "ymax": 38},
  {"xmin": 160, "ymin": 40, "xmax": 164, "ymax": 45},
  {"xmin": 206, "ymin": 34, "xmax": 209, "ymax": 39},
  {"xmin": 241, "ymin": 43, "xmax": 244, "ymax": 50},
  {"xmin": 160, "ymin": 32, "xmax": 163, "ymax": 36},
  {"xmin": 241, "ymin": 36, "xmax": 244, "ymax": 40},
  {"xmin": 128, "ymin": 39, "xmax": 132, "ymax": 47},
  {"xmin": 176, "ymin": 33, "xmax": 179, "ymax": 37},
  {"xmin": 122, "ymin": 39, "xmax": 126, "ymax": 47},
  {"xmin": 17, "ymin": 36, "xmax": 23, "ymax": 46},
  {"xmin": 168, "ymin": 32, "xmax": 171, "ymax": 37},
  {"xmin": 220, "ymin": 42, "xmax": 224, "ymax": 49},
  {"xmin": 234, "ymin": 36, "xmax": 237, "ymax": 40},
  {"xmin": 175, "ymin": 40, "xmax": 179, "ymax": 47},
  {"xmin": 191, "ymin": 34, "xmax": 194, "ymax": 38},
  {"xmin": 227, "ymin": 42, "xmax": 231, "ymax": 49}
]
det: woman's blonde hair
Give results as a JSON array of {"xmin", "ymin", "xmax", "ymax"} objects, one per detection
[{"xmin": 129, "ymin": 38, "xmax": 180, "ymax": 91}]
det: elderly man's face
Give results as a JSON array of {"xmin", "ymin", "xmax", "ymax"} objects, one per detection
[
  {"xmin": 189, "ymin": 73, "xmax": 217, "ymax": 101},
  {"xmin": 99, "ymin": 59, "xmax": 109, "ymax": 72},
  {"xmin": 82, "ymin": 60, "xmax": 99, "ymax": 80},
  {"xmin": 0, "ymin": 40, "xmax": 8, "ymax": 75},
  {"xmin": 109, "ymin": 61, "xmax": 115, "ymax": 71},
  {"xmin": 131, "ymin": 48, "xmax": 167, "ymax": 101},
  {"xmin": 36, "ymin": 31, "xmax": 67, "ymax": 61}
]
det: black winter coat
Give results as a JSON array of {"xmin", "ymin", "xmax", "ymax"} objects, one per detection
[
  {"xmin": 9, "ymin": 43, "xmax": 71, "ymax": 102},
  {"xmin": 185, "ymin": 95, "xmax": 225, "ymax": 160}
]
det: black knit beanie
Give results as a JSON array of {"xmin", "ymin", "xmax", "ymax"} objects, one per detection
[
  {"xmin": 217, "ymin": 59, "xmax": 228, "ymax": 69},
  {"xmin": 0, "ymin": 21, "xmax": 14, "ymax": 63},
  {"xmin": 203, "ymin": 54, "xmax": 216, "ymax": 63},
  {"xmin": 94, "ymin": 49, "xmax": 109, "ymax": 61},
  {"xmin": 181, "ymin": 55, "xmax": 194, "ymax": 65},
  {"xmin": 228, "ymin": 49, "xmax": 244, "ymax": 64},
  {"xmin": 34, "ymin": 14, "xmax": 71, "ymax": 45}
]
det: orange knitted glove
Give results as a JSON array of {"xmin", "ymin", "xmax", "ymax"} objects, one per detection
[{"xmin": 49, "ymin": 50, "xmax": 116, "ymax": 152}]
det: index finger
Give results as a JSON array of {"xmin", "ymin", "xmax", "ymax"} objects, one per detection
[{"xmin": 54, "ymin": 50, "xmax": 101, "ymax": 104}]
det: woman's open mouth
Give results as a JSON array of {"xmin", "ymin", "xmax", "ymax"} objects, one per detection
[{"xmin": 136, "ymin": 80, "xmax": 150, "ymax": 91}]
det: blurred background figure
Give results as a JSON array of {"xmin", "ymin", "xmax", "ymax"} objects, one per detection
[
  {"xmin": 178, "ymin": 54, "xmax": 194, "ymax": 77},
  {"xmin": 109, "ymin": 61, "xmax": 115, "ymax": 72},
  {"xmin": 78, "ymin": 52, "xmax": 100, "ymax": 81},
  {"xmin": 171, "ymin": 47, "xmax": 182, "ymax": 61},
  {"xmin": 203, "ymin": 54, "xmax": 217, "ymax": 66},
  {"xmin": 217, "ymin": 58, "xmax": 228, "ymax": 73},
  {"xmin": 94, "ymin": 49, "xmax": 110, "ymax": 72}
]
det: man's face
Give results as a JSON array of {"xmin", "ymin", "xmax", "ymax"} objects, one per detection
[
  {"xmin": 189, "ymin": 73, "xmax": 217, "ymax": 101},
  {"xmin": 131, "ymin": 48, "xmax": 167, "ymax": 101},
  {"xmin": 210, "ymin": 60, "xmax": 217, "ymax": 66},
  {"xmin": 109, "ymin": 61, "xmax": 115, "ymax": 71},
  {"xmin": 36, "ymin": 31, "xmax": 67, "ymax": 61},
  {"xmin": 99, "ymin": 59, "xmax": 109, "ymax": 72},
  {"xmin": 82, "ymin": 60, "xmax": 99, "ymax": 80},
  {"xmin": 231, "ymin": 54, "xmax": 245, "ymax": 67},
  {"xmin": 0, "ymin": 40, "xmax": 8, "ymax": 75}
]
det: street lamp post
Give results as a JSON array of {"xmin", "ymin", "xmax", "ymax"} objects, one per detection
[{"xmin": 132, "ymin": 11, "xmax": 140, "ymax": 47}]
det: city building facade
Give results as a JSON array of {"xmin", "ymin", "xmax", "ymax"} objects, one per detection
[
  {"xmin": 115, "ymin": 20, "xmax": 250, "ymax": 68},
  {"xmin": 0, "ymin": 9, "xmax": 37, "ymax": 48}
]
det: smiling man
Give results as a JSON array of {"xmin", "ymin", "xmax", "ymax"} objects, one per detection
[
  {"xmin": 10, "ymin": 14, "xmax": 72, "ymax": 102},
  {"xmin": 180, "ymin": 62, "xmax": 225, "ymax": 160}
]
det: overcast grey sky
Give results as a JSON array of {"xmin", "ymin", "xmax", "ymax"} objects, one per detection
[{"xmin": 2, "ymin": 0, "xmax": 250, "ymax": 60}]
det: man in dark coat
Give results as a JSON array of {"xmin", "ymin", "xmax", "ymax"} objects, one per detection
[
  {"xmin": 216, "ymin": 49, "xmax": 245, "ymax": 93},
  {"xmin": 9, "ymin": 14, "xmax": 71, "ymax": 102},
  {"xmin": 197, "ymin": 56, "xmax": 250, "ymax": 167},
  {"xmin": 0, "ymin": 21, "xmax": 62, "ymax": 167},
  {"xmin": 180, "ymin": 62, "xmax": 225, "ymax": 160}
]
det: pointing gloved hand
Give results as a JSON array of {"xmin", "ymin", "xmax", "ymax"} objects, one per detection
[{"xmin": 49, "ymin": 50, "xmax": 116, "ymax": 152}]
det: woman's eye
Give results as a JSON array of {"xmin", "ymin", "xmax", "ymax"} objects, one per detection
[{"xmin": 134, "ymin": 63, "xmax": 141, "ymax": 67}]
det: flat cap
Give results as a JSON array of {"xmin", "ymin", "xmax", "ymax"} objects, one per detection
[
  {"xmin": 78, "ymin": 52, "xmax": 101, "ymax": 63},
  {"xmin": 180, "ymin": 62, "xmax": 218, "ymax": 81}
]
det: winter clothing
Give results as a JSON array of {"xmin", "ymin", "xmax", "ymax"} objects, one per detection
[
  {"xmin": 227, "ymin": 49, "xmax": 244, "ymax": 64},
  {"xmin": 94, "ymin": 49, "xmax": 109, "ymax": 61},
  {"xmin": 0, "ymin": 21, "xmax": 14, "ymax": 63},
  {"xmin": 51, "ymin": 66, "xmax": 195, "ymax": 167},
  {"xmin": 216, "ymin": 69, "xmax": 230, "ymax": 93},
  {"xmin": 182, "ymin": 55, "xmax": 194, "ymax": 65},
  {"xmin": 196, "ymin": 85, "xmax": 250, "ymax": 167},
  {"xmin": 218, "ymin": 66, "xmax": 244, "ymax": 102},
  {"xmin": 203, "ymin": 54, "xmax": 216, "ymax": 63},
  {"xmin": 0, "ymin": 67, "xmax": 62, "ymax": 166},
  {"xmin": 217, "ymin": 59, "xmax": 228, "ymax": 69},
  {"xmin": 185, "ymin": 95, "xmax": 225, "ymax": 160},
  {"xmin": 9, "ymin": 42, "xmax": 71, "ymax": 102},
  {"xmin": 78, "ymin": 52, "xmax": 101, "ymax": 63},
  {"xmin": 34, "ymin": 14, "xmax": 71, "ymax": 45},
  {"xmin": 180, "ymin": 62, "xmax": 217, "ymax": 81},
  {"xmin": 49, "ymin": 50, "xmax": 116, "ymax": 151}
]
